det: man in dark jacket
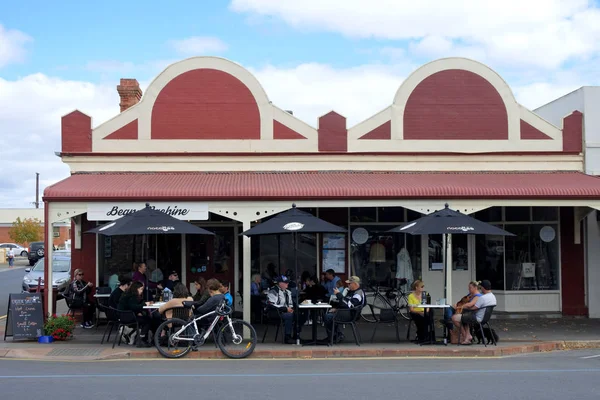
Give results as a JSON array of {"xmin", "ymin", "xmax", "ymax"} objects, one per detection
[
  {"xmin": 109, "ymin": 277, "xmax": 132, "ymax": 309},
  {"xmin": 323, "ymin": 276, "xmax": 365, "ymax": 343}
]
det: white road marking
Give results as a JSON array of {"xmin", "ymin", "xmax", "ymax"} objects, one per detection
[{"xmin": 580, "ymin": 354, "xmax": 600, "ymax": 359}]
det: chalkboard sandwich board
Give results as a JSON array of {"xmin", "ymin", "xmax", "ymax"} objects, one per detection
[{"xmin": 4, "ymin": 293, "xmax": 44, "ymax": 341}]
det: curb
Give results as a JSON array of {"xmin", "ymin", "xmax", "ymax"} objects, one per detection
[{"xmin": 3, "ymin": 340, "xmax": 597, "ymax": 361}]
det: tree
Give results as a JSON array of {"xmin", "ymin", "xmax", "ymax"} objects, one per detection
[{"xmin": 8, "ymin": 217, "xmax": 44, "ymax": 244}]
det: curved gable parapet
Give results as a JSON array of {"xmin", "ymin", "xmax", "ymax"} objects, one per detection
[
  {"xmin": 392, "ymin": 58, "xmax": 519, "ymax": 141},
  {"xmin": 151, "ymin": 68, "xmax": 261, "ymax": 140},
  {"xmin": 93, "ymin": 57, "xmax": 274, "ymax": 143}
]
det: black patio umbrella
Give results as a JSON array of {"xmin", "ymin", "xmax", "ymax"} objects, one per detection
[
  {"xmin": 388, "ymin": 204, "xmax": 514, "ymax": 301},
  {"xmin": 242, "ymin": 204, "xmax": 347, "ymax": 345},
  {"xmin": 86, "ymin": 203, "xmax": 214, "ymax": 300},
  {"xmin": 86, "ymin": 203, "xmax": 215, "ymax": 236}
]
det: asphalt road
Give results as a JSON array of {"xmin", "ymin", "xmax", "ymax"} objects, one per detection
[
  {"xmin": 0, "ymin": 262, "xmax": 28, "ymax": 316},
  {"xmin": 1, "ymin": 351, "xmax": 600, "ymax": 399}
]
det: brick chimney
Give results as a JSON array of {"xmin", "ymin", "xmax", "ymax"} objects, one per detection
[{"xmin": 117, "ymin": 78, "xmax": 142, "ymax": 112}]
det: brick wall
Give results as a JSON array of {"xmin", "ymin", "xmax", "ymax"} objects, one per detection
[
  {"xmin": 404, "ymin": 69, "xmax": 508, "ymax": 140},
  {"xmin": 151, "ymin": 69, "xmax": 260, "ymax": 140}
]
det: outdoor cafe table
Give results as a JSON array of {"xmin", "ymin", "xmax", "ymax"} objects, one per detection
[
  {"xmin": 143, "ymin": 302, "xmax": 166, "ymax": 310},
  {"xmin": 419, "ymin": 304, "xmax": 451, "ymax": 345},
  {"xmin": 299, "ymin": 303, "xmax": 332, "ymax": 346}
]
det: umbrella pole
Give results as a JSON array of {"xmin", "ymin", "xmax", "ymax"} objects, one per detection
[
  {"xmin": 294, "ymin": 232, "xmax": 300, "ymax": 346},
  {"xmin": 443, "ymin": 234, "xmax": 448, "ymax": 300}
]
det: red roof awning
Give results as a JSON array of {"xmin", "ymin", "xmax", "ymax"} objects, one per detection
[{"xmin": 43, "ymin": 171, "xmax": 600, "ymax": 201}]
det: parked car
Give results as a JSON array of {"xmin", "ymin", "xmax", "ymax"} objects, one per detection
[
  {"xmin": 0, "ymin": 243, "xmax": 28, "ymax": 257},
  {"xmin": 28, "ymin": 241, "xmax": 45, "ymax": 266},
  {"xmin": 22, "ymin": 255, "xmax": 71, "ymax": 294}
]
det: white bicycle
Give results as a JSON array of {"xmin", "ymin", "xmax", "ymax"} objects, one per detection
[{"xmin": 154, "ymin": 300, "xmax": 257, "ymax": 359}]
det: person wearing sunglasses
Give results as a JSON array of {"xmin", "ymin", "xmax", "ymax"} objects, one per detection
[
  {"xmin": 407, "ymin": 280, "xmax": 431, "ymax": 343},
  {"xmin": 65, "ymin": 269, "xmax": 96, "ymax": 329},
  {"xmin": 163, "ymin": 271, "xmax": 180, "ymax": 291}
]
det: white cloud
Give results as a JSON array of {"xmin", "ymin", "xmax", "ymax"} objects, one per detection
[
  {"xmin": 0, "ymin": 74, "xmax": 119, "ymax": 207},
  {"xmin": 168, "ymin": 36, "xmax": 228, "ymax": 56},
  {"xmin": 230, "ymin": 0, "xmax": 600, "ymax": 69},
  {"xmin": 0, "ymin": 24, "xmax": 32, "ymax": 68},
  {"xmin": 250, "ymin": 62, "xmax": 411, "ymax": 126}
]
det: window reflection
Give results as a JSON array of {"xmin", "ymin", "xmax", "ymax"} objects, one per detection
[{"xmin": 350, "ymin": 226, "xmax": 421, "ymax": 288}]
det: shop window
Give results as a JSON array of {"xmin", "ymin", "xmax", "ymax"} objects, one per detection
[
  {"xmin": 475, "ymin": 232, "xmax": 505, "ymax": 291},
  {"xmin": 428, "ymin": 234, "xmax": 469, "ymax": 271},
  {"xmin": 377, "ymin": 207, "xmax": 405, "ymax": 223},
  {"xmin": 350, "ymin": 226, "xmax": 421, "ymax": 287},
  {"xmin": 428, "ymin": 235, "xmax": 444, "ymax": 271},
  {"xmin": 532, "ymin": 207, "xmax": 559, "ymax": 222},
  {"xmin": 452, "ymin": 234, "xmax": 469, "ymax": 270},
  {"xmin": 473, "ymin": 207, "xmax": 502, "ymax": 222},
  {"xmin": 350, "ymin": 207, "xmax": 376, "ymax": 223},
  {"xmin": 250, "ymin": 233, "xmax": 317, "ymax": 287},
  {"xmin": 406, "ymin": 209, "xmax": 423, "ymax": 221},
  {"xmin": 504, "ymin": 224, "xmax": 559, "ymax": 290},
  {"xmin": 505, "ymin": 207, "xmax": 531, "ymax": 222}
]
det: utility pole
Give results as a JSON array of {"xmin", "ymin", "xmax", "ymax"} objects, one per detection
[{"xmin": 35, "ymin": 172, "xmax": 40, "ymax": 208}]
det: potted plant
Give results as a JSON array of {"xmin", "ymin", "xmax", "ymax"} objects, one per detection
[{"xmin": 42, "ymin": 314, "xmax": 76, "ymax": 342}]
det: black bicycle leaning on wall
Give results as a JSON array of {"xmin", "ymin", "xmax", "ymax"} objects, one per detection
[{"xmin": 361, "ymin": 278, "xmax": 410, "ymax": 322}]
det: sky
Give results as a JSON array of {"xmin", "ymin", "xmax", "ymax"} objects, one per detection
[{"xmin": 1, "ymin": 0, "xmax": 600, "ymax": 208}]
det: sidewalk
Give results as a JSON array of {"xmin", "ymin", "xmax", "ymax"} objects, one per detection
[{"xmin": 2, "ymin": 315, "xmax": 600, "ymax": 361}]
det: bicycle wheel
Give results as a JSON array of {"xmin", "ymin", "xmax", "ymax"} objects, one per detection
[
  {"xmin": 154, "ymin": 318, "xmax": 194, "ymax": 359},
  {"xmin": 361, "ymin": 293, "xmax": 392, "ymax": 323},
  {"xmin": 217, "ymin": 319, "xmax": 257, "ymax": 359},
  {"xmin": 395, "ymin": 294, "xmax": 410, "ymax": 320}
]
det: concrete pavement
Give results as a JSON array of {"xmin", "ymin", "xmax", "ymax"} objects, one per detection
[{"xmin": 2, "ymin": 314, "xmax": 600, "ymax": 361}]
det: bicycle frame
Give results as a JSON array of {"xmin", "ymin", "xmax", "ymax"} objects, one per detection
[{"xmin": 170, "ymin": 309, "xmax": 226, "ymax": 343}]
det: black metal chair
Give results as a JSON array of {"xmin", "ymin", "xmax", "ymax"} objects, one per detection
[
  {"xmin": 112, "ymin": 309, "xmax": 141, "ymax": 349},
  {"xmin": 95, "ymin": 287, "xmax": 111, "ymax": 330},
  {"xmin": 261, "ymin": 306, "xmax": 286, "ymax": 344},
  {"xmin": 330, "ymin": 305, "xmax": 364, "ymax": 346},
  {"xmin": 101, "ymin": 306, "xmax": 118, "ymax": 344},
  {"xmin": 370, "ymin": 307, "xmax": 401, "ymax": 343},
  {"xmin": 458, "ymin": 305, "xmax": 497, "ymax": 347}
]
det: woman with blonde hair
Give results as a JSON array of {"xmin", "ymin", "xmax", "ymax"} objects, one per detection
[
  {"xmin": 65, "ymin": 268, "xmax": 95, "ymax": 329},
  {"xmin": 407, "ymin": 279, "xmax": 430, "ymax": 343}
]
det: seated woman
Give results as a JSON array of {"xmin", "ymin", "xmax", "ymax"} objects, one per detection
[
  {"xmin": 118, "ymin": 281, "xmax": 156, "ymax": 347},
  {"xmin": 158, "ymin": 282, "xmax": 193, "ymax": 319},
  {"xmin": 66, "ymin": 268, "xmax": 96, "ymax": 329},
  {"xmin": 451, "ymin": 281, "xmax": 483, "ymax": 344},
  {"xmin": 407, "ymin": 280, "xmax": 431, "ymax": 343},
  {"xmin": 193, "ymin": 279, "xmax": 226, "ymax": 327},
  {"xmin": 192, "ymin": 278, "xmax": 210, "ymax": 305}
]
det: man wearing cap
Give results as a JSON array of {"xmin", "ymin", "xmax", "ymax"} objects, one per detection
[
  {"xmin": 452, "ymin": 279, "xmax": 496, "ymax": 345},
  {"xmin": 267, "ymin": 275, "xmax": 307, "ymax": 344},
  {"xmin": 163, "ymin": 271, "xmax": 180, "ymax": 291},
  {"xmin": 323, "ymin": 276, "xmax": 365, "ymax": 343}
]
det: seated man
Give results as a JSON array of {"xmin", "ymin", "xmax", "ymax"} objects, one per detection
[
  {"xmin": 323, "ymin": 276, "xmax": 365, "ymax": 343},
  {"xmin": 451, "ymin": 279, "xmax": 496, "ymax": 345},
  {"xmin": 266, "ymin": 275, "xmax": 306, "ymax": 344}
]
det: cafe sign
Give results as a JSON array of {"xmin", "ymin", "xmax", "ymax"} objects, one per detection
[{"xmin": 87, "ymin": 202, "xmax": 209, "ymax": 221}]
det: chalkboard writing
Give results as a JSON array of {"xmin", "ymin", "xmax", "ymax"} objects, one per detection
[{"xmin": 4, "ymin": 293, "xmax": 44, "ymax": 341}]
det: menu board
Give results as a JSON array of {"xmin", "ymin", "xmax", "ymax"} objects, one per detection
[{"xmin": 3, "ymin": 293, "xmax": 44, "ymax": 341}]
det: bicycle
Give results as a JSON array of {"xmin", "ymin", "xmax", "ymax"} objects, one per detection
[
  {"xmin": 361, "ymin": 278, "xmax": 410, "ymax": 323},
  {"xmin": 154, "ymin": 300, "xmax": 257, "ymax": 359}
]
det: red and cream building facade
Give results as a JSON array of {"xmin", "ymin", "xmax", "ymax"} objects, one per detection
[{"xmin": 43, "ymin": 56, "xmax": 600, "ymax": 321}]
